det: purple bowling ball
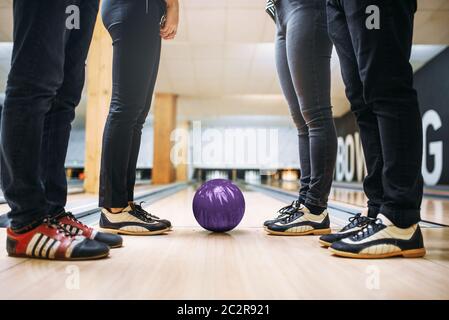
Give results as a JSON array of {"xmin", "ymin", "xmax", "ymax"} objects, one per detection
[{"xmin": 192, "ymin": 179, "xmax": 245, "ymax": 232}]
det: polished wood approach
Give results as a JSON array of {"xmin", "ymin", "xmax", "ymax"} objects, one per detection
[
  {"xmin": 84, "ymin": 10, "xmax": 113, "ymax": 194},
  {"xmin": 0, "ymin": 188, "xmax": 448, "ymax": 300},
  {"xmin": 152, "ymin": 93, "xmax": 178, "ymax": 184}
]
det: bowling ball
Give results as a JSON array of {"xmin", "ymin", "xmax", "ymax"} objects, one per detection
[{"xmin": 192, "ymin": 179, "xmax": 245, "ymax": 232}]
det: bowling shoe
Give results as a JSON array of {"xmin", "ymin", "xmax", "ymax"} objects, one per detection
[
  {"xmin": 99, "ymin": 206, "xmax": 170, "ymax": 235},
  {"xmin": 263, "ymin": 200, "xmax": 303, "ymax": 227},
  {"xmin": 265, "ymin": 206, "xmax": 331, "ymax": 236},
  {"xmin": 55, "ymin": 210, "xmax": 123, "ymax": 248},
  {"xmin": 319, "ymin": 213, "xmax": 372, "ymax": 247},
  {"xmin": 6, "ymin": 218, "xmax": 110, "ymax": 260},
  {"xmin": 130, "ymin": 202, "xmax": 172, "ymax": 229},
  {"xmin": 329, "ymin": 214, "xmax": 426, "ymax": 259}
]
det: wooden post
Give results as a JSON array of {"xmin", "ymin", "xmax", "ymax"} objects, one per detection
[
  {"xmin": 84, "ymin": 10, "xmax": 112, "ymax": 194},
  {"xmin": 232, "ymin": 169, "xmax": 237, "ymax": 181},
  {"xmin": 152, "ymin": 94, "xmax": 177, "ymax": 184},
  {"xmin": 175, "ymin": 121, "xmax": 190, "ymax": 182}
]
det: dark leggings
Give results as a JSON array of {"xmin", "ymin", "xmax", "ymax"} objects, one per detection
[
  {"xmin": 274, "ymin": 0, "xmax": 337, "ymax": 209},
  {"xmin": 99, "ymin": 0, "xmax": 166, "ymax": 208}
]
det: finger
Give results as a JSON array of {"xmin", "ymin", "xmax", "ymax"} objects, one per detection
[
  {"xmin": 163, "ymin": 25, "xmax": 175, "ymax": 36},
  {"xmin": 165, "ymin": 32, "xmax": 176, "ymax": 40},
  {"xmin": 163, "ymin": 32, "xmax": 175, "ymax": 40},
  {"xmin": 160, "ymin": 27, "xmax": 169, "ymax": 35},
  {"xmin": 160, "ymin": 24, "xmax": 171, "ymax": 34}
]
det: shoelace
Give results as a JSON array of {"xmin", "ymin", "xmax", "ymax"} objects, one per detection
[
  {"xmin": 277, "ymin": 200, "xmax": 301, "ymax": 216},
  {"xmin": 352, "ymin": 218, "xmax": 384, "ymax": 241},
  {"xmin": 43, "ymin": 217, "xmax": 73, "ymax": 237},
  {"xmin": 129, "ymin": 203, "xmax": 158, "ymax": 223},
  {"xmin": 64, "ymin": 211, "xmax": 89, "ymax": 229},
  {"xmin": 278, "ymin": 201, "xmax": 304, "ymax": 224},
  {"xmin": 282, "ymin": 210, "xmax": 303, "ymax": 224},
  {"xmin": 343, "ymin": 213, "xmax": 372, "ymax": 231},
  {"xmin": 134, "ymin": 202, "xmax": 160, "ymax": 221}
]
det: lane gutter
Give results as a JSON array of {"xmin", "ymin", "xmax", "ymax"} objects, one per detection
[
  {"xmin": 246, "ymin": 183, "xmax": 447, "ymax": 228},
  {"xmin": 0, "ymin": 182, "xmax": 188, "ymax": 228}
]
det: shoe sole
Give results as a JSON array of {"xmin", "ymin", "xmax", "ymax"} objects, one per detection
[
  {"xmin": 8, "ymin": 252, "xmax": 109, "ymax": 261},
  {"xmin": 109, "ymin": 243, "xmax": 123, "ymax": 249},
  {"xmin": 264, "ymin": 227, "xmax": 331, "ymax": 236},
  {"xmin": 329, "ymin": 247, "xmax": 426, "ymax": 259},
  {"xmin": 99, "ymin": 227, "xmax": 170, "ymax": 236},
  {"xmin": 319, "ymin": 239, "xmax": 332, "ymax": 247}
]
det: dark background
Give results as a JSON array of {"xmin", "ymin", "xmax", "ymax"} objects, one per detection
[{"xmin": 334, "ymin": 47, "xmax": 449, "ymax": 186}]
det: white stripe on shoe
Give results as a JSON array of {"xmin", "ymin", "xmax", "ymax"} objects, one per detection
[
  {"xmin": 26, "ymin": 233, "xmax": 42, "ymax": 257},
  {"xmin": 342, "ymin": 224, "xmax": 418, "ymax": 245}
]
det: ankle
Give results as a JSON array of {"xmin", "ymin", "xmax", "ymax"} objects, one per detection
[
  {"xmin": 108, "ymin": 207, "xmax": 125, "ymax": 214},
  {"xmin": 305, "ymin": 203, "xmax": 326, "ymax": 215},
  {"xmin": 11, "ymin": 218, "xmax": 47, "ymax": 234},
  {"xmin": 297, "ymin": 197, "xmax": 306, "ymax": 206}
]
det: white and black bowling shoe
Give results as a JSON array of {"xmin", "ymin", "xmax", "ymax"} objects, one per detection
[
  {"xmin": 99, "ymin": 206, "xmax": 170, "ymax": 236},
  {"xmin": 319, "ymin": 213, "xmax": 372, "ymax": 247},
  {"xmin": 265, "ymin": 206, "xmax": 331, "ymax": 236},
  {"xmin": 263, "ymin": 200, "xmax": 303, "ymax": 227},
  {"xmin": 130, "ymin": 202, "xmax": 172, "ymax": 229},
  {"xmin": 329, "ymin": 214, "xmax": 426, "ymax": 259}
]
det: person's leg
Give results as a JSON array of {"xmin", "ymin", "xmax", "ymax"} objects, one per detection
[
  {"xmin": 126, "ymin": 54, "xmax": 161, "ymax": 203},
  {"xmin": 274, "ymin": 10, "xmax": 310, "ymax": 205},
  {"xmin": 42, "ymin": 0, "xmax": 100, "ymax": 216},
  {"xmin": 1, "ymin": 0, "xmax": 111, "ymax": 260},
  {"xmin": 99, "ymin": 0, "xmax": 165, "ymax": 209},
  {"xmin": 36, "ymin": 0, "xmax": 122, "ymax": 248},
  {"xmin": 344, "ymin": 0, "xmax": 422, "ymax": 227},
  {"xmin": 265, "ymin": 0, "xmax": 332, "ymax": 235},
  {"xmin": 327, "ymin": 0, "xmax": 425, "ymax": 258},
  {"xmin": 284, "ymin": 0, "xmax": 337, "ymax": 212},
  {"xmin": 326, "ymin": 0, "xmax": 382, "ymax": 219},
  {"xmin": 263, "ymin": 12, "xmax": 308, "ymax": 228},
  {"xmin": 1, "ymin": 0, "xmax": 70, "ymax": 231}
]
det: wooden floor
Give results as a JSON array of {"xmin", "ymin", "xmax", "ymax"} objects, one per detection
[{"xmin": 0, "ymin": 187, "xmax": 448, "ymax": 300}]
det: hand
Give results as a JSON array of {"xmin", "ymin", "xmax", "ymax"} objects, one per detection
[{"xmin": 160, "ymin": 0, "xmax": 179, "ymax": 40}]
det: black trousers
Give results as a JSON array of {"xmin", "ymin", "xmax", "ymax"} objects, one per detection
[
  {"xmin": 99, "ymin": 0, "xmax": 165, "ymax": 208},
  {"xmin": 327, "ymin": 0, "xmax": 423, "ymax": 227},
  {"xmin": 1, "ymin": 0, "xmax": 99, "ymax": 230}
]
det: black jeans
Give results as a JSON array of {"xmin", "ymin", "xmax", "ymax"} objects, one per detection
[
  {"xmin": 1, "ymin": 0, "xmax": 99, "ymax": 231},
  {"xmin": 275, "ymin": 0, "xmax": 337, "ymax": 209},
  {"xmin": 99, "ymin": 0, "xmax": 165, "ymax": 208},
  {"xmin": 327, "ymin": 0, "xmax": 423, "ymax": 227}
]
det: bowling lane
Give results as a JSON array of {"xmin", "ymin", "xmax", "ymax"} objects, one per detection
[
  {"xmin": 265, "ymin": 180, "xmax": 449, "ymax": 226},
  {"xmin": 330, "ymin": 187, "xmax": 449, "ymax": 226},
  {"xmin": 0, "ymin": 183, "xmax": 158, "ymax": 216},
  {"xmin": 138, "ymin": 185, "xmax": 287, "ymax": 229},
  {"xmin": 1, "ymin": 186, "xmax": 449, "ymax": 299}
]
